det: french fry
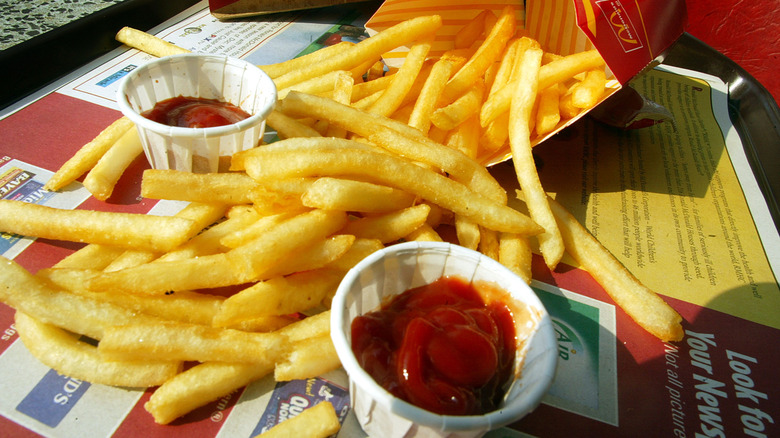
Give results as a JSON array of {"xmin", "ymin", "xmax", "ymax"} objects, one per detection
[
  {"xmin": 479, "ymin": 226, "xmax": 500, "ymax": 260},
  {"xmin": 214, "ymin": 268, "xmax": 343, "ymax": 326},
  {"xmin": 499, "ymin": 232, "xmax": 533, "ymax": 284},
  {"xmin": 368, "ymin": 39, "xmax": 432, "ymax": 117},
  {"xmin": 404, "ymin": 223, "xmax": 444, "ymax": 242},
  {"xmin": 116, "ymin": 26, "xmax": 190, "ymax": 57},
  {"xmin": 241, "ymin": 143, "xmax": 541, "ymax": 235},
  {"xmin": 266, "ymin": 110, "xmax": 323, "ymax": 139},
  {"xmin": 259, "ymin": 42, "xmax": 355, "ymax": 78},
  {"xmin": 142, "ymin": 169, "xmax": 259, "ymax": 204},
  {"xmin": 44, "ymin": 116, "xmax": 135, "ymax": 191},
  {"xmin": 441, "ymin": 6, "xmax": 515, "ymax": 103},
  {"xmin": 535, "ymin": 85, "xmax": 562, "ymax": 136},
  {"xmin": 273, "ymin": 15, "xmax": 442, "ymax": 90},
  {"xmin": 407, "ymin": 59, "xmax": 453, "ymax": 134},
  {"xmin": 0, "ymin": 200, "xmax": 200, "ymax": 252},
  {"xmin": 430, "ymin": 80, "xmax": 485, "ymax": 131},
  {"xmin": 260, "ymin": 234, "xmax": 355, "ymax": 278},
  {"xmin": 15, "ymin": 312, "xmax": 181, "ymax": 387},
  {"xmin": 455, "ymin": 215, "xmax": 481, "ymax": 250},
  {"xmin": 274, "ymin": 335, "xmax": 341, "ymax": 381},
  {"xmin": 547, "ymin": 197, "xmax": 684, "ymax": 341},
  {"xmin": 0, "ymin": 256, "xmax": 163, "ymax": 340},
  {"xmin": 301, "ymin": 177, "xmax": 416, "ymax": 213},
  {"xmin": 98, "ymin": 321, "xmax": 285, "ymax": 363},
  {"xmin": 146, "ymin": 361, "xmax": 274, "ymax": 425},
  {"xmin": 52, "ymin": 243, "xmax": 126, "ymax": 270},
  {"xmin": 572, "ymin": 69, "xmax": 607, "ymax": 109},
  {"xmin": 508, "ymin": 46, "xmax": 564, "ymax": 270},
  {"xmin": 256, "ymin": 401, "xmax": 340, "ymax": 438},
  {"xmin": 351, "ymin": 73, "xmax": 394, "ymax": 102},
  {"xmin": 324, "ymin": 238, "xmax": 384, "ymax": 272},
  {"xmin": 82, "ymin": 127, "xmax": 144, "ymax": 201},
  {"xmin": 454, "ymin": 10, "xmax": 493, "ymax": 49},
  {"xmin": 342, "ymin": 204, "xmax": 431, "ymax": 243},
  {"xmin": 445, "ymin": 113, "xmax": 481, "ymax": 159}
]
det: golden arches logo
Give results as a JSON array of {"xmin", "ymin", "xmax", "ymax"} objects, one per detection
[{"xmin": 608, "ymin": 9, "xmax": 638, "ymax": 45}]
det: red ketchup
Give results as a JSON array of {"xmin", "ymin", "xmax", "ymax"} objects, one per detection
[
  {"xmin": 141, "ymin": 96, "xmax": 251, "ymax": 128},
  {"xmin": 351, "ymin": 276, "xmax": 516, "ymax": 416}
]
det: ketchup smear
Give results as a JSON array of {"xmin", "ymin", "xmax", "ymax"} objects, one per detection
[
  {"xmin": 351, "ymin": 276, "xmax": 516, "ymax": 416},
  {"xmin": 141, "ymin": 96, "xmax": 251, "ymax": 128}
]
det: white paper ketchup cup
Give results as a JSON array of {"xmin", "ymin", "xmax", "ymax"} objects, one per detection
[
  {"xmin": 331, "ymin": 241, "xmax": 557, "ymax": 438},
  {"xmin": 117, "ymin": 53, "xmax": 276, "ymax": 173}
]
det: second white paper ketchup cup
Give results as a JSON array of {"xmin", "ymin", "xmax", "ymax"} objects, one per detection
[{"xmin": 331, "ymin": 241, "xmax": 557, "ymax": 438}]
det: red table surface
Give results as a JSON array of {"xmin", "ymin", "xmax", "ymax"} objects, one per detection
[{"xmin": 685, "ymin": 0, "xmax": 780, "ymax": 106}]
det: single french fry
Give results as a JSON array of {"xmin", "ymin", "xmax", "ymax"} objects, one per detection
[
  {"xmin": 214, "ymin": 268, "xmax": 343, "ymax": 326},
  {"xmin": 301, "ymin": 177, "xmax": 416, "ymax": 213},
  {"xmin": 365, "ymin": 59, "xmax": 386, "ymax": 81},
  {"xmin": 479, "ymin": 226, "xmax": 500, "ymax": 260},
  {"xmin": 342, "ymin": 204, "xmax": 431, "ymax": 243},
  {"xmin": 259, "ymin": 41, "xmax": 354, "ymax": 78},
  {"xmin": 454, "ymin": 10, "xmax": 493, "ymax": 49},
  {"xmin": 324, "ymin": 238, "xmax": 384, "ymax": 272},
  {"xmin": 98, "ymin": 321, "xmax": 284, "ymax": 364},
  {"xmin": 0, "ymin": 200, "xmax": 199, "ymax": 252},
  {"xmin": 430, "ymin": 80, "xmax": 484, "ymax": 131},
  {"xmin": 536, "ymin": 85, "xmax": 562, "ymax": 136},
  {"xmin": 547, "ymin": 197, "xmax": 684, "ymax": 341},
  {"xmin": 351, "ymin": 73, "xmax": 394, "ymax": 102},
  {"xmin": 256, "ymin": 401, "xmax": 340, "ymax": 438},
  {"xmin": 368, "ymin": 39, "xmax": 432, "ymax": 117},
  {"xmin": 142, "ymin": 169, "xmax": 258, "ymax": 204},
  {"xmin": 407, "ymin": 59, "xmax": 453, "ymax": 134},
  {"xmin": 252, "ymin": 235, "xmax": 354, "ymax": 281},
  {"xmin": 15, "ymin": 312, "xmax": 181, "ymax": 388},
  {"xmin": 572, "ymin": 69, "xmax": 607, "ymax": 108},
  {"xmin": 53, "ymin": 243, "xmax": 126, "ymax": 270},
  {"xmin": 277, "ymin": 69, "xmax": 350, "ymax": 100},
  {"xmin": 266, "ymin": 110, "xmax": 323, "ymax": 139},
  {"xmin": 326, "ymin": 71, "xmax": 354, "ymax": 138},
  {"xmin": 146, "ymin": 361, "xmax": 274, "ymax": 425},
  {"xmin": 441, "ymin": 5, "xmax": 516, "ymax": 103},
  {"xmin": 508, "ymin": 47, "xmax": 564, "ymax": 270},
  {"xmin": 274, "ymin": 335, "xmax": 341, "ymax": 381},
  {"xmin": 445, "ymin": 113, "xmax": 481, "ymax": 159},
  {"xmin": 44, "ymin": 117, "xmax": 135, "ymax": 191},
  {"xmin": 455, "ymin": 215, "xmax": 480, "ymax": 250},
  {"xmin": 499, "ymin": 232, "xmax": 533, "ymax": 284},
  {"xmin": 82, "ymin": 127, "xmax": 144, "ymax": 201},
  {"xmin": 405, "ymin": 223, "xmax": 443, "ymax": 242},
  {"xmin": 273, "ymin": 15, "xmax": 442, "ymax": 90},
  {"xmin": 116, "ymin": 26, "xmax": 189, "ymax": 57}
]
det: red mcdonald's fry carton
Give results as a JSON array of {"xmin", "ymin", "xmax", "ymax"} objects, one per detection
[{"xmin": 365, "ymin": 0, "xmax": 687, "ymax": 164}]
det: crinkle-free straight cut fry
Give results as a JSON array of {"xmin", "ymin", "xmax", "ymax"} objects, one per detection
[{"xmin": 0, "ymin": 4, "xmax": 685, "ymax": 429}]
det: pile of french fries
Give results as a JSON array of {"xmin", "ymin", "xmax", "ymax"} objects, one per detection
[{"xmin": 0, "ymin": 5, "xmax": 683, "ymax": 434}]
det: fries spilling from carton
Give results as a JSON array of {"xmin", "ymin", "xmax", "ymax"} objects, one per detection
[{"xmin": 0, "ymin": 2, "xmax": 684, "ymax": 430}]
